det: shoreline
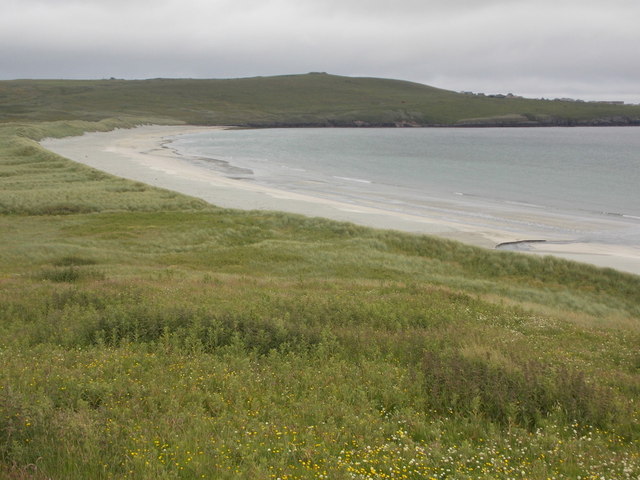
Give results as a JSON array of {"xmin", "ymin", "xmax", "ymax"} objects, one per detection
[{"xmin": 41, "ymin": 125, "xmax": 640, "ymax": 276}]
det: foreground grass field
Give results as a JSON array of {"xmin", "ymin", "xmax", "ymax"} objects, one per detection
[{"xmin": 1, "ymin": 119, "xmax": 639, "ymax": 479}]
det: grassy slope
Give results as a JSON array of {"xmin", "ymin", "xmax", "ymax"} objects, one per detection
[
  {"xmin": 2, "ymin": 73, "xmax": 640, "ymax": 126},
  {"xmin": 1, "ymin": 118, "xmax": 639, "ymax": 479}
]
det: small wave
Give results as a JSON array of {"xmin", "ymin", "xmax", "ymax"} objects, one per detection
[
  {"xmin": 455, "ymin": 193, "xmax": 549, "ymax": 210},
  {"xmin": 333, "ymin": 176, "xmax": 372, "ymax": 184},
  {"xmin": 453, "ymin": 192, "xmax": 483, "ymax": 199},
  {"xmin": 603, "ymin": 211, "xmax": 640, "ymax": 221},
  {"xmin": 281, "ymin": 165, "xmax": 307, "ymax": 172},
  {"xmin": 505, "ymin": 200, "xmax": 546, "ymax": 209}
]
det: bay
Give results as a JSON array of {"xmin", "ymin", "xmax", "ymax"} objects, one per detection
[{"xmin": 169, "ymin": 127, "xmax": 640, "ymax": 246}]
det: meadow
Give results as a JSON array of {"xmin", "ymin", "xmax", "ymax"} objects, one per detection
[{"xmin": 0, "ymin": 113, "xmax": 639, "ymax": 479}]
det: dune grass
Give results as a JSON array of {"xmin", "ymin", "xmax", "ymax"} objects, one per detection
[
  {"xmin": 0, "ymin": 120, "xmax": 207, "ymax": 216},
  {"xmin": 1, "ymin": 120, "xmax": 639, "ymax": 479}
]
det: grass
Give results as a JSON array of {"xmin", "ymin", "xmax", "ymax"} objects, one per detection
[
  {"xmin": 0, "ymin": 117, "xmax": 639, "ymax": 479},
  {"xmin": 0, "ymin": 121, "xmax": 208, "ymax": 216},
  {"xmin": 1, "ymin": 73, "xmax": 640, "ymax": 127}
]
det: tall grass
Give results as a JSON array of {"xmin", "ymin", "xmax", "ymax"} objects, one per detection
[
  {"xmin": 421, "ymin": 350, "xmax": 616, "ymax": 429},
  {"xmin": 1, "ymin": 277, "xmax": 639, "ymax": 479},
  {"xmin": 0, "ymin": 122, "xmax": 209, "ymax": 216},
  {"xmin": 0, "ymin": 120, "xmax": 639, "ymax": 478}
]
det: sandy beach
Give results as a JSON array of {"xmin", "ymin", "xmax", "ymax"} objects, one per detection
[{"xmin": 41, "ymin": 125, "xmax": 640, "ymax": 276}]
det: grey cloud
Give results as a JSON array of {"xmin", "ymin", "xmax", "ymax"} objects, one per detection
[{"xmin": 1, "ymin": 0, "xmax": 639, "ymax": 102}]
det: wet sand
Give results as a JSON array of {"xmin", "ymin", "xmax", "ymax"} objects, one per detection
[{"xmin": 41, "ymin": 125, "xmax": 640, "ymax": 276}]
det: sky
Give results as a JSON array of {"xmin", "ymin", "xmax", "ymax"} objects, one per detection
[{"xmin": 2, "ymin": 0, "xmax": 639, "ymax": 103}]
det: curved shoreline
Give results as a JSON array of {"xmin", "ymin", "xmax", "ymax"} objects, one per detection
[{"xmin": 40, "ymin": 125, "xmax": 640, "ymax": 276}]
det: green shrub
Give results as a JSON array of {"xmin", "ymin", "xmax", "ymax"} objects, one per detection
[
  {"xmin": 36, "ymin": 266, "xmax": 104, "ymax": 283},
  {"xmin": 421, "ymin": 350, "xmax": 616, "ymax": 429},
  {"xmin": 52, "ymin": 256, "xmax": 98, "ymax": 267}
]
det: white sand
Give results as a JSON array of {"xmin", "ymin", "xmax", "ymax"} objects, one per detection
[{"xmin": 41, "ymin": 125, "xmax": 640, "ymax": 276}]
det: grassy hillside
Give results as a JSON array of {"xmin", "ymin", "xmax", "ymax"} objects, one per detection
[
  {"xmin": 2, "ymin": 73, "xmax": 640, "ymax": 126},
  {"xmin": 1, "ymin": 118, "xmax": 639, "ymax": 479}
]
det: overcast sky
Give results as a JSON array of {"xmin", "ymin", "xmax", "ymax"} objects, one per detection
[{"xmin": 2, "ymin": 0, "xmax": 639, "ymax": 103}]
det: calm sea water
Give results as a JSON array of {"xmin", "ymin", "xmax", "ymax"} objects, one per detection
[{"xmin": 169, "ymin": 127, "xmax": 640, "ymax": 242}]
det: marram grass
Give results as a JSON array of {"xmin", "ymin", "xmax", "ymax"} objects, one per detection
[{"xmin": 0, "ymin": 120, "xmax": 639, "ymax": 479}]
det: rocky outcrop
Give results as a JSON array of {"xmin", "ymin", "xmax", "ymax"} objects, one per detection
[
  {"xmin": 241, "ymin": 116, "xmax": 640, "ymax": 128},
  {"xmin": 456, "ymin": 114, "xmax": 640, "ymax": 128}
]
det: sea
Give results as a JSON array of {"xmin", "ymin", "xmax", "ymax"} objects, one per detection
[{"xmin": 168, "ymin": 127, "xmax": 640, "ymax": 246}]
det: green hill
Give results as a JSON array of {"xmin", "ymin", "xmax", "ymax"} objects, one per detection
[{"xmin": 2, "ymin": 73, "xmax": 640, "ymax": 126}]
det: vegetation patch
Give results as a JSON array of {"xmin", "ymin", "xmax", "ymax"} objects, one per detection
[
  {"xmin": 0, "ymin": 110, "xmax": 639, "ymax": 477},
  {"xmin": 53, "ymin": 255, "xmax": 98, "ymax": 267},
  {"xmin": 422, "ymin": 350, "xmax": 616, "ymax": 430},
  {"xmin": 35, "ymin": 266, "xmax": 105, "ymax": 283}
]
